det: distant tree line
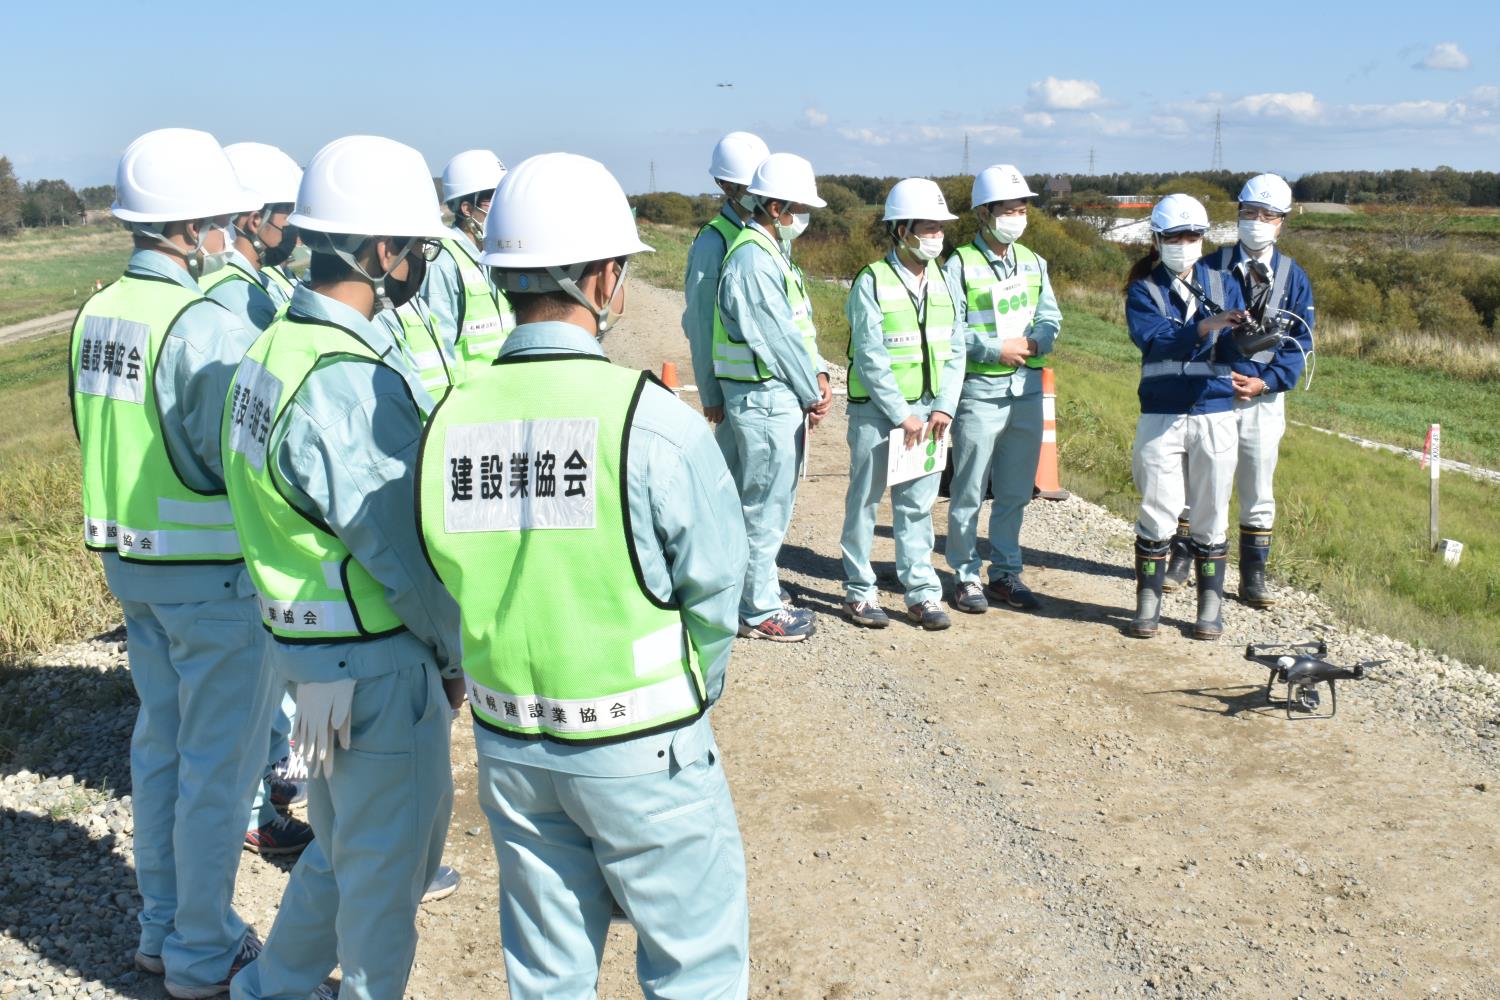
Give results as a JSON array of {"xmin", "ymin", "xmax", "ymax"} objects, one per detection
[{"xmin": 0, "ymin": 156, "xmax": 115, "ymax": 236}]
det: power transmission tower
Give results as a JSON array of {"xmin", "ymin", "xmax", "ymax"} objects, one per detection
[
  {"xmin": 1211, "ymin": 110, "xmax": 1224, "ymax": 172},
  {"xmin": 1088, "ymin": 146, "xmax": 1096, "ymax": 176},
  {"xmin": 649, "ymin": 161, "xmax": 656, "ymax": 194},
  {"xmin": 962, "ymin": 133, "xmax": 971, "ymax": 176}
]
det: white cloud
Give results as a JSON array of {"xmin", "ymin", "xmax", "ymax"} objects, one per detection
[
  {"xmin": 1023, "ymin": 112, "xmax": 1055, "ymax": 129},
  {"xmin": 1417, "ymin": 42, "xmax": 1469, "ymax": 71},
  {"xmin": 803, "ymin": 107, "xmax": 829, "ymax": 128},
  {"xmin": 1027, "ymin": 77, "xmax": 1104, "ymax": 111},
  {"xmin": 1344, "ymin": 99, "xmax": 1456, "ymax": 126},
  {"xmin": 837, "ymin": 127, "xmax": 891, "ymax": 147},
  {"xmin": 1468, "ymin": 85, "xmax": 1500, "ymax": 108},
  {"xmin": 1231, "ymin": 92, "xmax": 1324, "ymax": 122}
]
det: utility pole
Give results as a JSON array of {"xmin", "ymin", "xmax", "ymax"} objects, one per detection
[
  {"xmin": 1088, "ymin": 146, "xmax": 1096, "ymax": 176},
  {"xmin": 962, "ymin": 133, "xmax": 971, "ymax": 176},
  {"xmin": 1211, "ymin": 109, "xmax": 1224, "ymax": 172},
  {"xmin": 648, "ymin": 161, "xmax": 656, "ymax": 194}
]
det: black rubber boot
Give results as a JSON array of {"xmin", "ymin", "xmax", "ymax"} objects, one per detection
[
  {"xmin": 1127, "ymin": 538, "xmax": 1170, "ymax": 638},
  {"xmin": 1162, "ymin": 517, "xmax": 1193, "ymax": 592},
  {"xmin": 1192, "ymin": 543, "xmax": 1229, "ymax": 640},
  {"xmin": 1239, "ymin": 526, "xmax": 1274, "ymax": 608}
]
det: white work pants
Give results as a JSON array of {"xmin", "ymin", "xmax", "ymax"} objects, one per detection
[
  {"xmin": 1133, "ymin": 410, "xmax": 1237, "ymax": 545},
  {"xmin": 1233, "ymin": 391, "xmax": 1286, "ymax": 529}
]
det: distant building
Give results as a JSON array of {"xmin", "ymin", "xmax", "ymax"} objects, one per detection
[{"xmin": 1043, "ymin": 176, "xmax": 1072, "ymax": 200}]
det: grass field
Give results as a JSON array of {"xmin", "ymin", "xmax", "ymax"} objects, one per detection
[
  {"xmin": 1288, "ymin": 211, "xmax": 1500, "ymax": 236},
  {"xmin": 0, "ymin": 224, "xmax": 133, "ymax": 327},
  {"xmin": 0, "ymin": 332, "xmax": 115, "ymax": 660},
  {"xmin": 635, "ymin": 219, "xmax": 1500, "ymax": 670}
]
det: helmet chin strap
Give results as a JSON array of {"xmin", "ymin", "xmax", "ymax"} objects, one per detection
[{"xmin": 546, "ymin": 259, "xmax": 629, "ymax": 334}]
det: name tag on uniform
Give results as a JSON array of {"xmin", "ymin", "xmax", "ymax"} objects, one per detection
[
  {"xmin": 226, "ymin": 359, "xmax": 283, "ymax": 471},
  {"xmin": 463, "ymin": 316, "xmax": 502, "ymax": 336},
  {"xmin": 444, "ymin": 418, "xmax": 597, "ymax": 533},
  {"xmin": 75, "ymin": 316, "xmax": 149, "ymax": 404}
]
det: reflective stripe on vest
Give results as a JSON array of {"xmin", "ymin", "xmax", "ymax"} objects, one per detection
[
  {"xmin": 417, "ymin": 356, "xmax": 705, "ymax": 744},
  {"xmin": 1140, "ymin": 361, "xmax": 1234, "ymax": 380},
  {"xmin": 221, "ymin": 314, "xmax": 408, "ymax": 642},
  {"xmin": 443, "ymin": 238, "xmax": 516, "ymax": 379},
  {"xmin": 711, "ymin": 225, "xmax": 819, "ymax": 382},
  {"xmin": 956, "ymin": 242, "xmax": 1046, "ymax": 376},
  {"xmin": 69, "ymin": 274, "xmax": 242, "ymax": 563},
  {"xmin": 847, "ymin": 258, "xmax": 954, "ymax": 403},
  {"xmin": 393, "ymin": 302, "xmax": 453, "ymax": 394}
]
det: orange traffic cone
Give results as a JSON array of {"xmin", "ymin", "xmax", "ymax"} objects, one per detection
[
  {"xmin": 659, "ymin": 361, "xmax": 680, "ymax": 392},
  {"xmin": 1034, "ymin": 367, "xmax": 1069, "ymax": 501},
  {"xmin": 94, "ymin": 279, "xmax": 103, "ymax": 292}
]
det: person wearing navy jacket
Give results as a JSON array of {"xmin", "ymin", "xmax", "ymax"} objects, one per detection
[
  {"xmin": 1162, "ymin": 174, "xmax": 1312, "ymax": 609},
  {"xmin": 1124, "ymin": 193, "xmax": 1248, "ymax": 641}
]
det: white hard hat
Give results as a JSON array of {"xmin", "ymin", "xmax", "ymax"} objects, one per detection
[
  {"xmin": 1238, "ymin": 173, "xmax": 1293, "ymax": 215},
  {"xmin": 223, "ymin": 142, "xmax": 303, "ymax": 207},
  {"xmin": 746, "ymin": 153, "xmax": 827, "ymax": 209},
  {"xmin": 289, "ymin": 136, "xmax": 449, "ymax": 239},
  {"xmin": 1150, "ymin": 193, "xmax": 1210, "ymax": 235},
  {"xmin": 883, "ymin": 178, "xmax": 959, "ymax": 222},
  {"xmin": 111, "ymin": 127, "xmax": 259, "ymax": 224},
  {"xmin": 442, "ymin": 149, "xmax": 507, "ymax": 205},
  {"xmin": 480, "ymin": 152, "xmax": 652, "ymax": 269},
  {"xmin": 971, "ymin": 164, "xmax": 1036, "ymax": 207},
  {"xmin": 709, "ymin": 131, "xmax": 770, "ymax": 185}
]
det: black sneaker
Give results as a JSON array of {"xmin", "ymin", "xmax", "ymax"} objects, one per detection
[
  {"xmin": 245, "ymin": 814, "xmax": 314, "ymax": 856},
  {"xmin": 906, "ymin": 600, "xmax": 952, "ymax": 631},
  {"xmin": 843, "ymin": 600, "xmax": 890, "ymax": 628},
  {"xmin": 739, "ymin": 608, "xmax": 816, "ymax": 642},
  {"xmin": 265, "ymin": 773, "xmax": 305, "ymax": 811},
  {"xmin": 952, "ymin": 582, "xmax": 988, "ymax": 614},
  {"xmin": 164, "ymin": 931, "xmax": 261, "ymax": 999},
  {"xmin": 984, "ymin": 573, "xmax": 1041, "ymax": 611}
]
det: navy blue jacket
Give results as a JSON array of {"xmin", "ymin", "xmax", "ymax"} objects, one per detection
[
  {"xmin": 1206, "ymin": 244, "xmax": 1315, "ymax": 393},
  {"xmin": 1126, "ymin": 260, "xmax": 1248, "ymax": 416}
]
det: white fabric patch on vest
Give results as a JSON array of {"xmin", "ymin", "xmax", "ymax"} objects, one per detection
[
  {"xmin": 973, "ymin": 273, "xmax": 1036, "ymax": 339},
  {"xmin": 226, "ymin": 358, "xmax": 284, "ymax": 472},
  {"xmin": 464, "ymin": 670, "xmax": 699, "ymax": 736},
  {"xmin": 444, "ymin": 418, "xmax": 598, "ymax": 533},
  {"xmin": 632, "ymin": 622, "xmax": 688, "ymax": 678},
  {"xmin": 258, "ymin": 596, "xmax": 358, "ymax": 634},
  {"xmin": 75, "ymin": 316, "xmax": 150, "ymax": 405}
]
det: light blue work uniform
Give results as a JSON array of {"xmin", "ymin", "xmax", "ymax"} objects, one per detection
[
  {"xmin": 681, "ymin": 203, "xmax": 746, "ymax": 473},
  {"xmin": 419, "ymin": 224, "xmax": 489, "ymax": 360},
  {"xmin": 716, "ymin": 222, "xmax": 827, "ymax": 625},
  {"xmin": 230, "ymin": 285, "xmax": 457, "ymax": 1000},
  {"xmin": 472, "ymin": 322, "xmax": 750, "ymax": 1000},
  {"xmin": 940, "ymin": 234, "xmax": 1061, "ymax": 585},
  {"xmin": 205, "ymin": 250, "xmax": 278, "ymax": 333},
  {"xmin": 204, "ymin": 248, "xmax": 299, "ymax": 834},
  {"xmin": 260, "ymin": 264, "xmax": 297, "ymax": 312},
  {"xmin": 841, "ymin": 250, "xmax": 966, "ymax": 606},
  {"xmin": 94, "ymin": 250, "xmax": 278, "ymax": 989}
]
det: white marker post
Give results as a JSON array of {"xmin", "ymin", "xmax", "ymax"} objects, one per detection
[{"xmin": 1426, "ymin": 423, "xmax": 1441, "ymax": 551}]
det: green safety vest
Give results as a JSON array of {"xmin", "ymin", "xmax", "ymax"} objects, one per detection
[
  {"xmin": 417, "ymin": 356, "xmax": 705, "ymax": 743},
  {"xmin": 69, "ymin": 274, "xmax": 242, "ymax": 562},
  {"xmin": 392, "ymin": 302, "xmax": 454, "ymax": 395},
  {"xmin": 221, "ymin": 314, "xmax": 407, "ymax": 641},
  {"xmin": 847, "ymin": 258, "xmax": 955, "ymax": 403},
  {"xmin": 699, "ymin": 212, "xmax": 740, "ymax": 257},
  {"xmin": 954, "ymin": 242, "xmax": 1047, "ymax": 376},
  {"xmin": 711, "ymin": 225, "xmax": 819, "ymax": 382},
  {"xmin": 260, "ymin": 264, "xmax": 295, "ymax": 300},
  {"xmin": 197, "ymin": 259, "xmax": 260, "ymax": 295},
  {"xmin": 442, "ymin": 237, "xmax": 516, "ymax": 380}
]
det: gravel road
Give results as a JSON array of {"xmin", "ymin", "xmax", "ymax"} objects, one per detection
[{"xmin": 2, "ymin": 279, "xmax": 1496, "ymax": 999}]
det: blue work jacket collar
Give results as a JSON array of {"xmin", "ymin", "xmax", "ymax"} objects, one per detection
[
  {"xmin": 498, "ymin": 321, "xmax": 607, "ymax": 360},
  {"xmin": 126, "ymin": 248, "xmax": 199, "ymax": 291},
  {"xmin": 285, "ymin": 284, "xmax": 402, "ymax": 363}
]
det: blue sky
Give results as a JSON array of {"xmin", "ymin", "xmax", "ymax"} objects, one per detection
[{"xmin": 2, "ymin": 0, "xmax": 1496, "ymax": 195}]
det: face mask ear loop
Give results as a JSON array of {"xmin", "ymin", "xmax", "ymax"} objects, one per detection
[
  {"xmin": 547, "ymin": 260, "xmax": 630, "ymax": 334},
  {"xmin": 331, "ymin": 238, "xmax": 412, "ymax": 300}
]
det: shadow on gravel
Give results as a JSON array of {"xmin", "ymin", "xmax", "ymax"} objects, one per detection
[
  {"xmin": 1146, "ymin": 683, "xmax": 1283, "ymax": 718},
  {"xmin": 0, "ymin": 809, "xmax": 161, "ymax": 998},
  {"xmin": 0, "ymin": 660, "xmax": 135, "ymax": 796},
  {"xmin": 1024, "ymin": 544, "xmax": 1134, "ymax": 582}
]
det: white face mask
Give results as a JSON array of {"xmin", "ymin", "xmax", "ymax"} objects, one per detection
[
  {"xmin": 909, "ymin": 233, "xmax": 944, "ymax": 262},
  {"xmin": 988, "ymin": 214, "xmax": 1027, "ymax": 245},
  {"xmin": 775, "ymin": 212, "xmax": 810, "ymax": 242},
  {"xmin": 1238, "ymin": 218, "xmax": 1280, "ymax": 252},
  {"xmin": 199, "ymin": 221, "xmax": 237, "ymax": 276},
  {"xmin": 1158, "ymin": 238, "xmax": 1203, "ymax": 274}
]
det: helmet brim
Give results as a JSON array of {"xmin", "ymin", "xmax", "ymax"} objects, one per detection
[{"xmin": 481, "ymin": 236, "xmax": 655, "ymax": 269}]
